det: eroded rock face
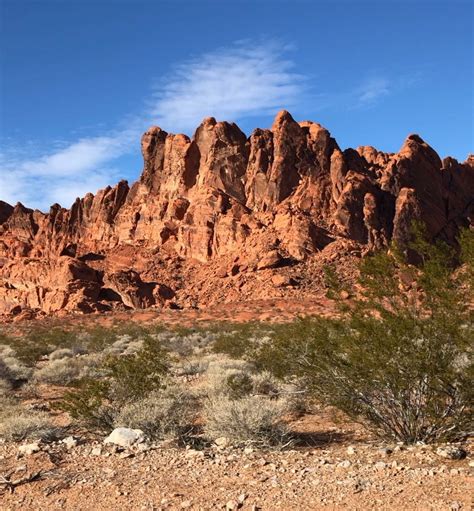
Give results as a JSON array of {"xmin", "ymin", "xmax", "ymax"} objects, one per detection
[{"xmin": 1, "ymin": 112, "xmax": 472, "ymax": 316}]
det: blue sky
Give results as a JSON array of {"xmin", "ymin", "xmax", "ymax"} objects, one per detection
[{"xmin": 0, "ymin": 0, "xmax": 472, "ymax": 210}]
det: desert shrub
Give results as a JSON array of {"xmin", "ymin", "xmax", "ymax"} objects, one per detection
[
  {"xmin": 103, "ymin": 335, "xmax": 144, "ymax": 356},
  {"xmin": 0, "ymin": 395, "xmax": 61, "ymax": 442},
  {"xmin": 0, "ymin": 345, "xmax": 32, "ymax": 384},
  {"xmin": 57, "ymin": 336, "xmax": 169, "ymax": 431},
  {"xmin": 114, "ymin": 385, "xmax": 198, "ymax": 441},
  {"xmin": 225, "ymin": 372, "xmax": 254, "ymax": 399},
  {"xmin": 176, "ymin": 357, "xmax": 211, "ymax": 376},
  {"xmin": 205, "ymin": 357, "xmax": 255, "ymax": 398},
  {"xmin": 203, "ymin": 396, "xmax": 290, "ymax": 447},
  {"xmin": 9, "ymin": 327, "xmax": 79, "ymax": 365},
  {"xmin": 212, "ymin": 323, "xmax": 275, "ymax": 360},
  {"xmin": 48, "ymin": 348, "xmax": 75, "ymax": 361},
  {"xmin": 256, "ymin": 227, "xmax": 474, "ymax": 444},
  {"xmin": 2, "ymin": 323, "xmax": 151, "ymax": 367},
  {"xmin": 32, "ymin": 353, "xmax": 103, "ymax": 386},
  {"xmin": 204, "ymin": 357, "xmax": 285, "ymax": 401},
  {"xmin": 0, "ymin": 377, "xmax": 11, "ymax": 394},
  {"xmin": 156, "ymin": 329, "xmax": 217, "ymax": 358},
  {"xmin": 33, "ymin": 359, "xmax": 82, "ymax": 385}
]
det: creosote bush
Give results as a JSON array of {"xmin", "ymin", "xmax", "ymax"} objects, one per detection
[
  {"xmin": 255, "ymin": 226, "xmax": 473, "ymax": 444},
  {"xmin": 57, "ymin": 335, "xmax": 169, "ymax": 431}
]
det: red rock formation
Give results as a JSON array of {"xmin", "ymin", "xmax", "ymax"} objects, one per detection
[{"xmin": 0, "ymin": 111, "xmax": 472, "ymax": 316}]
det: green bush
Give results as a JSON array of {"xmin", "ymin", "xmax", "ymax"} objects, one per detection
[
  {"xmin": 57, "ymin": 335, "xmax": 169, "ymax": 431},
  {"xmin": 256, "ymin": 227, "xmax": 473, "ymax": 444}
]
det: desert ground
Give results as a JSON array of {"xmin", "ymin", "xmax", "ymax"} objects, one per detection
[{"xmin": 0, "ymin": 303, "xmax": 472, "ymax": 511}]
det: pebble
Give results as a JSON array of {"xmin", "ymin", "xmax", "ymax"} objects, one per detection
[
  {"xmin": 61, "ymin": 436, "xmax": 78, "ymax": 449},
  {"xmin": 91, "ymin": 446, "xmax": 102, "ymax": 456},
  {"xmin": 18, "ymin": 442, "xmax": 40, "ymax": 455},
  {"xmin": 214, "ymin": 437, "xmax": 230, "ymax": 448},
  {"xmin": 436, "ymin": 446, "xmax": 467, "ymax": 460},
  {"xmin": 374, "ymin": 461, "xmax": 386, "ymax": 471}
]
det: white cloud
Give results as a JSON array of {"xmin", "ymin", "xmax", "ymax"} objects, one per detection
[
  {"xmin": 0, "ymin": 40, "xmax": 304, "ymax": 211},
  {"xmin": 149, "ymin": 41, "xmax": 304, "ymax": 133},
  {"xmin": 356, "ymin": 77, "xmax": 391, "ymax": 105},
  {"xmin": 0, "ymin": 129, "xmax": 137, "ymax": 209},
  {"xmin": 0, "ymin": 40, "xmax": 415, "ymax": 212}
]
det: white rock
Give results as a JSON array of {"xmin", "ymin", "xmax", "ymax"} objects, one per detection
[
  {"xmin": 346, "ymin": 446, "xmax": 356, "ymax": 455},
  {"xmin": 91, "ymin": 446, "xmax": 102, "ymax": 456},
  {"xmin": 104, "ymin": 428, "xmax": 145, "ymax": 448},
  {"xmin": 61, "ymin": 436, "xmax": 78, "ymax": 449},
  {"xmin": 238, "ymin": 494, "xmax": 247, "ymax": 504},
  {"xmin": 18, "ymin": 442, "xmax": 40, "ymax": 455},
  {"xmin": 436, "ymin": 446, "xmax": 467, "ymax": 460},
  {"xmin": 214, "ymin": 436, "xmax": 230, "ymax": 447},
  {"xmin": 338, "ymin": 460, "xmax": 351, "ymax": 468}
]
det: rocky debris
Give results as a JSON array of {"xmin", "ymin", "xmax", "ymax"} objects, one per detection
[
  {"xmin": 257, "ymin": 250, "xmax": 282, "ymax": 270},
  {"xmin": 0, "ymin": 435, "xmax": 472, "ymax": 510},
  {"xmin": 18, "ymin": 443, "xmax": 41, "ymax": 456},
  {"xmin": 1, "ymin": 111, "xmax": 473, "ymax": 317},
  {"xmin": 61, "ymin": 436, "xmax": 79, "ymax": 449},
  {"xmin": 103, "ymin": 428, "xmax": 146, "ymax": 448},
  {"xmin": 436, "ymin": 446, "xmax": 467, "ymax": 460}
]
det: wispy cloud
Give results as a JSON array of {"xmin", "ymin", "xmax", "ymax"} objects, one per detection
[
  {"xmin": 0, "ymin": 40, "xmax": 418, "ymax": 212},
  {"xmin": 0, "ymin": 128, "xmax": 137, "ymax": 208},
  {"xmin": 149, "ymin": 41, "xmax": 304, "ymax": 133},
  {"xmin": 1, "ymin": 40, "xmax": 304, "ymax": 211},
  {"xmin": 355, "ymin": 77, "xmax": 391, "ymax": 105}
]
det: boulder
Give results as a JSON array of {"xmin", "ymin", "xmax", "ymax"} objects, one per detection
[{"xmin": 104, "ymin": 428, "xmax": 146, "ymax": 448}]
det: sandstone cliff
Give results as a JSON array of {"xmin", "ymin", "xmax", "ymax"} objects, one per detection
[{"xmin": 1, "ymin": 111, "xmax": 472, "ymax": 317}]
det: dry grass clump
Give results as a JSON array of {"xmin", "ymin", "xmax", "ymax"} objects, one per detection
[
  {"xmin": 0, "ymin": 344, "xmax": 32, "ymax": 384},
  {"xmin": 203, "ymin": 396, "xmax": 290, "ymax": 447},
  {"xmin": 48, "ymin": 348, "xmax": 75, "ymax": 361},
  {"xmin": 0, "ymin": 395, "xmax": 61, "ymax": 442},
  {"xmin": 201, "ymin": 356, "xmax": 292, "ymax": 447},
  {"xmin": 103, "ymin": 335, "xmax": 144, "ymax": 356},
  {"xmin": 114, "ymin": 384, "xmax": 198, "ymax": 442},
  {"xmin": 32, "ymin": 353, "xmax": 103, "ymax": 385},
  {"xmin": 0, "ymin": 377, "xmax": 12, "ymax": 394},
  {"xmin": 204, "ymin": 356, "xmax": 282, "ymax": 399},
  {"xmin": 157, "ymin": 330, "xmax": 217, "ymax": 358},
  {"xmin": 176, "ymin": 357, "xmax": 211, "ymax": 376}
]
